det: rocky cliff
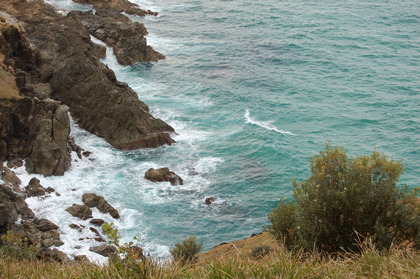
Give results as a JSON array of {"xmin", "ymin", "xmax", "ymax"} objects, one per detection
[
  {"xmin": 0, "ymin": 0, "xmax": 175, "ymax": 153},
  {"xmin": 0, "ymin": 0, "xmax": 175, "ymax": 262},
  {"xmin": 0, "ymin": 15, "xmax": 71, "ymax": 176}
]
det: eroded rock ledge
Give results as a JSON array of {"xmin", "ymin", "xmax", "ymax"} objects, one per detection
[
  {"xmin": 68, "ymin": 9, "xmax": 165, "ymax": 65},
  {"xmin": 0, "ymin": 0, "xmax": 175, "ymax": 153}
]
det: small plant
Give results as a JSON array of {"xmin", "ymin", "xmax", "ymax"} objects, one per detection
[
  {"xmin": 0, "ymin": 231, "xmax": 39, "ymax": 260},
  {"xmin": 268, "ymin": 143, "xmax": 420, "ymax": 254},
  {"xmin": 101, "ymin": 222, "xmax": 140, "ymax": 258},
  {"xmin": 251, "ymin": 245, "xmax": 273, "ymax": 258},
  {"xmin": 170, "ymin": 236, "xmax": 203, "ymax": 265}
]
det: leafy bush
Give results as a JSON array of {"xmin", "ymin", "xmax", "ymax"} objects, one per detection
[
  {"xmin": 170, "ymin": 236, "xmax": 203, "ymax": 265},
  {"xmin": 268, "ymin": 144, "xmax": 420, "ymax": 253}
]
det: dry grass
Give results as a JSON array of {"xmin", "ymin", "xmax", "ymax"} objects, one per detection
[{"xmin": 1, "ymin": 232, "xmax": 419, "ymax": 279}]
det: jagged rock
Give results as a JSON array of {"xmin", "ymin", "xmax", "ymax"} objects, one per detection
[
  {"xmin": 25, "ymin": 177, "xmax": 46, "ymax": 197},
  {"xmin": 67, "ymin": 10, "xmax": 164, "ymax": 65},
  {"xmin": 89, "ymin": 244, "xmax": 118, "ymax": 257},
  {"xmin": 73, "ymin": 0, "xmax": 158, "ymax": 16},
  {"xmin": 35, "ymin": 218, "xmax": 59, "ymax": 231},
  {"xmin": 20, "ymin": 207, "xmax": 35, "ymax": 220},
  {"xmin": 145, "ymin": 167, "xmax": 184, "ymax": 186},
  {"xmin": 0, "ymin": 0, "xmax": 175, "ymax": 152},
  {"xmin": 90, "ymin": 218, "xmax": 105, "ymax": 226},
  {"xmin": 6, "ymin": 159, "xmax": 23, "ymax": 169},
  {"xmin": 82, "ymin": 193, "xmax": 120, "ymax": 219},
  {"xmin": 0, "ymin": 183, "xmax": 63, "ymax": 251},
  {"xmin": 205, "ymin": 197, "xmax": 216, "ymax": 205},
  {"xmin": 1, "ymin": 169, "xmax": 22, "ymax": 192},
  {"xmin": 0, "ymin": 183, "xmax": 25, "ymax": 233},
  {"xmin": 65, "ymin": 204, "xmax": 93, "ymax": 220}
]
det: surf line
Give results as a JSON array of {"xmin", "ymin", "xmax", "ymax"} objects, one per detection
[{"xmin": 244, "ymin": 109, "xmax": 296, "ymax": 136}]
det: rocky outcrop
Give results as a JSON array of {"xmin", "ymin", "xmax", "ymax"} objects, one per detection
[
  {"xmin": 0, "ymin": 14, "xmax": 71, "ymax": 176},
  {"xmin": 145, "ymin": 167, "xmax": 184, "ymax": 186},
  {"xmin": 0, "ymin": 182, "xmax": 64, "ymax": 252},
  {"xmin": 66, "ymin": 204, "xmax": 93, "ymax": 220},
  {"xmin": 82, "ymin": 193, "xmax": 120, "ymax": 219},
  {"xmin": 68, "ymin": 10, "xmax": 165, "ymax": 65},
  {"xmin": 73, "ymin": 0, "xmax": 158, "ymax": 16},
  {"xmin": 0, "ymin": 0, "xmax": 175, "ymax": 151}
]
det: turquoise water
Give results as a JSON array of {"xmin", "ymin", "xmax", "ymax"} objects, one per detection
[{"xmin": 31, "ymin": 0, "xmax": 419, "ymax": 260}]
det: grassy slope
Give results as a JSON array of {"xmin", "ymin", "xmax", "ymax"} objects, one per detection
[{"xmin": 1, "ymin": 231, "xmax": 419, "ymax": 278}]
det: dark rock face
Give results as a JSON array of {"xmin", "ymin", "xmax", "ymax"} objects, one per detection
[
  {"xmin": 1, "ymin": 169, "xmax": 22, "ymax": 193},
  {"xmin": 0, "ymin": 182, "xmax": 63, "ymax": 253},
  {"xmin": 65, "ymin": 204, "xmax": 93, "ymax": 220},
  {"xmin": 82, "ymin": 193, "xmax": 120, "ymax": 219},
  {"xmin": 25, "ymin": 177, "xmax": 47, "ymax": 197},
  {"xmin": 0, "ymin": 0, "xmax": 175, "ymax": 151},
  {"xmin": 145, "ymin": 167, "xmax": 184, "ymax": 186},
  {"xmin": 0, "ymin": 17, "xmax": 71, "ymax": 176},
  {"xmin": 68, "ymin": 10, "xmax": 165, "ymax": 65}
]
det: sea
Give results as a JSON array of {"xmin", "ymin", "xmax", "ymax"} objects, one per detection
[{"xmin": 11, "ymin": 0, "xmax": 420, "ymax": 263}]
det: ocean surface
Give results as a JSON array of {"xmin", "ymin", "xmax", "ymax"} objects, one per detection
[{"xmin": 14, "ymin": 0, "xmax": 420, "ymax": 263}]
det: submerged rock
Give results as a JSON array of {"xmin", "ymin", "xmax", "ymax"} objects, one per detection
[
  {"xmin": 145, "ymin": 167, "xmax": 184, "ymax": 186},
  {"xmin": 205, "ymin": 197, "xmax": 216, "ymax": 205}
]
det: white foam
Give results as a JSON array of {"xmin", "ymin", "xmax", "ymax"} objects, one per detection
[{"xmin": 244, "ymin": 109, "xmax": 296, "ymax": 136}]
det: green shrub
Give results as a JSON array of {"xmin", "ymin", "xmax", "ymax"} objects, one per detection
[
  {"xmin": 268, "ymin": 144, "xmax": 420, "ymax": 253},
  {"xmin": 170, "ymin": 236, "xmax": 203, "ymax": 265}
]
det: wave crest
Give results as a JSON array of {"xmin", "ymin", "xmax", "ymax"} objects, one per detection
[{"xmin": 244, "ymin": 109, "xmax": 296, "ymax": 136}]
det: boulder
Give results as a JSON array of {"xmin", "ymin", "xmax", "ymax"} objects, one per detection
[
  {"xmin": 89, "ymin": 244, "xmax": 118, "ymax": 257},
  {"xmin": 90, "ymin": 218, "xmax": 105, "ymax": 226},
  {"xmin": 205, "ymin": 197, "xmax": 216, "ymax": 205},
  {"xmin": 1, "ymin": 169, "xmax": 22, "ymax": 192},
  {"xmin": 35, "ymin": 218, "xmax": 59, "ymax": 231},
  {"xmin": 145, "ymin": 167, "xmax": 184, "ymax": 186},
  {"xmin": 82, "ymin": 193, "xmax": 120, "ymax": 219},
  {"xmin": 25, "ymin": 177, "xmax": 46, "ymax": 197},
  {"xmin": 0, "ymin": 183, "xmax": 25, "ymax": 233},
  {"xmin": 65, "ymin": 204, "xmax": 93, "ymax": 220}
]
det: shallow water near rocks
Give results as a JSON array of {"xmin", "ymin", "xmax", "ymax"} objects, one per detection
[{"xmin": 14, "ymin": 0, "xmax": 420, "ymax": 263}]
